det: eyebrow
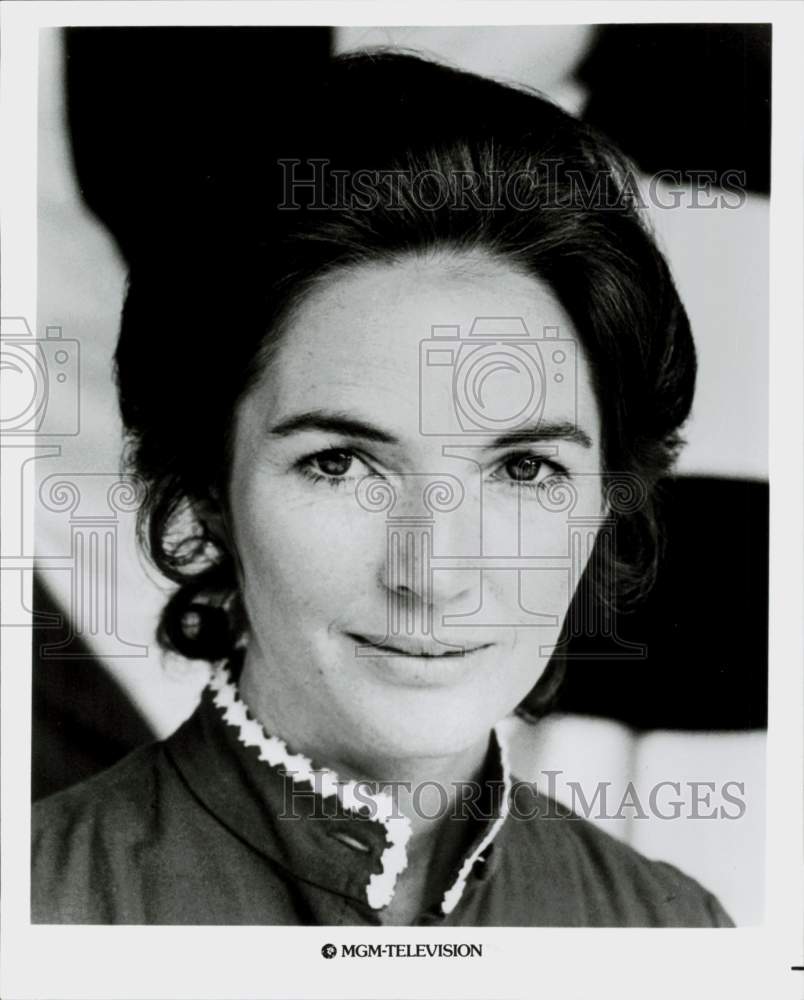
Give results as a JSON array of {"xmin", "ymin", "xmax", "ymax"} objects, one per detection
[
  {"xmin": 487, "ymin": 422, "xmax": 593, "ymax": 449},
  {"xmin": 268, "ymin": 411, "xmax": 592, "ymax": 449},
  {"xmin": 268, "ymin": 411, "xmax": 398, "ymax": 444}
]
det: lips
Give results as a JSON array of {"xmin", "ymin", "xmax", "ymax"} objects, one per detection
[{"xmin": 346, "ymin": 632, "xmax": 491, "ymax": 658}]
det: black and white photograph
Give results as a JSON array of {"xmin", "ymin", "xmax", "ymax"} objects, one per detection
[{"xmin": 1, "ymin": 4, "xmax": 802, "ymax": 1000}]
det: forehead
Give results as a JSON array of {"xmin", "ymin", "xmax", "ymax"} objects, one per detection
[{"xmin": 258, "ymin": 252, "xmax": 588, "ymax": 425}]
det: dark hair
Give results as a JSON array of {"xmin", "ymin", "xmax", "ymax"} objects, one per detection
[{"xmin": 115, "ymin": 50, "xmax": 696, "ymax": 713}]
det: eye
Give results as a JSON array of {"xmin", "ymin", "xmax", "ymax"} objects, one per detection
[
  {"xmin": 296, "ymin": 447, "xmax": 373, "ymax": 489},
  {"xmin": 504, "ymin": 455, "xmax": 546, "ymax": 483},
  {"xmin": 492, "ymin": 452, "xmax": 569, "ymax": 491},
  {"xmin": 312, "ymin": 449, "xmax": 354, "ymax": 478}
]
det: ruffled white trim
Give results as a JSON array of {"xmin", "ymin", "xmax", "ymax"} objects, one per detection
[
  {"xmin": 207, "ymin": 663, "xmax": 412, "ymax": 910},
  {"xmin": 439, "ymin": 729, "xmax": 512, "ymax": 916},
  {"xmin": 207, "ymin": 662, "xmax": 511, "ymax": 915}
]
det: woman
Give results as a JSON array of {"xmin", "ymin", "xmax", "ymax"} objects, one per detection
[{"xmin": 32, "ymin": 50, "xmax": 733, "ymax": 927}]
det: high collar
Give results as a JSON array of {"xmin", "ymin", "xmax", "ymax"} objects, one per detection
[{"xmin": 166, "ymin": 662, "xmax": 513, "ymax": 919}]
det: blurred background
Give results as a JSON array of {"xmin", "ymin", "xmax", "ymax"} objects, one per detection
[{"xmin": 28, "ymin": 24, "xmax": 770, "ymax": 924}]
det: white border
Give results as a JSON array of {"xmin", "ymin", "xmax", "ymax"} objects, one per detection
[{"xmin": 2, "ymin": 3, "xmax": 802, "ymax": 999}]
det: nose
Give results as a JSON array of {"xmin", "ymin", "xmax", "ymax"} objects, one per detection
[{"xmin": 379, "ymin": 486, "xmax": 481, "ymax": 613}]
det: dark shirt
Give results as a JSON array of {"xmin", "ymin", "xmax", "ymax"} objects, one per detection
[{"xmin": 32, "ymin": 666, "xmax": 734, "ymax": 926}]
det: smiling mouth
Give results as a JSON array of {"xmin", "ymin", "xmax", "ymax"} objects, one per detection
[{"xmin": 347, "ymin": 632, "xmax": 492, "ymax": 658}]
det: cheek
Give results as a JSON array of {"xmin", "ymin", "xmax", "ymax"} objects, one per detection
[
  {"xmin": 230, "ymin": 475, "xmax": 385, "ymax": 620},
  {"xmin": 483, "ymin": 493, "xmax": 603, "ymax": 620},
  {"xmin": 516, "ymin": 567, "xmax": 573, "ymax": 621}
]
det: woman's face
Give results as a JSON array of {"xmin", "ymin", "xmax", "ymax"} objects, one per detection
[{"xmin": 229, "ymin": 253, "xmax": 605, "ymax": 767}]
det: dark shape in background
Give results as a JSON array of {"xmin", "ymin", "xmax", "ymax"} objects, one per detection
[
  {"xmin": 32, "ymin": 577, "xmax": 155, "ymax": 801},
  {"xmin": 34, "ymin": 25, "xmax": 769, "ymax": 799},
  {"xmin": 65, "ymin": 26, "xmax": 333, "ymax": 263},
  {"xmin": 579, "ymin": 23, "xmax": 771, "ymax": 195},
  {"xmin": 556, "ymin": 477, "xmax": 768, "ymax": 732}
]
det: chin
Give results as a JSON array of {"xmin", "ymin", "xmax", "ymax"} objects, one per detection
[
  {"xmin": 341, "ymin": 685, "xmax": 510, "ymax": 763},
  {"xmin": 368, "ymin": 723, "xmax": 489, "ymax": 765}
]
